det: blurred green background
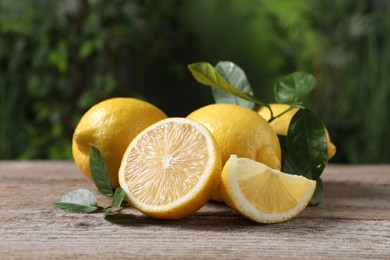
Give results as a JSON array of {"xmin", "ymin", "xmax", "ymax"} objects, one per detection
[{"xmin": 1, "ymin": 0, "xmax": 389, "ymax": 163}]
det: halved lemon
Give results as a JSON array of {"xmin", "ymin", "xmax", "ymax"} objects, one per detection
[
  {"xmin": 220, "ymin": 155, "xmax": 316, "ymax": 223},
  {"xmin": 119, "ymin": 117, "xmax": 222, "ymax": 219}
]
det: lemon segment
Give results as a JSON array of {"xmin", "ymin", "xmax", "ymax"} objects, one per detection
[
  {"xmin": 119, "ymin": 118, "xmax": 222, "ymax": 219},
  {"xmin": 221, "ymin": 155, "xmax": 316, "ymax": 223}
]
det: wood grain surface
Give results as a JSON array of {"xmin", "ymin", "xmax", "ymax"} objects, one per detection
[{"xmin": 0, "ymin": 161, "xmax": 389, "ymax": 259}]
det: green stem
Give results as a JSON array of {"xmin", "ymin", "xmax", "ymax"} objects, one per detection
[{"xmin": 268, "ymin": 104, "xmax": 303, "ymax": 123}]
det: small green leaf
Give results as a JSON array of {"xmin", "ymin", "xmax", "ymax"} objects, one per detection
[
  {"xmin": 89, "ymin": 144, "xmax": 114, "ymax": 197},
  {"xmin": 104, "ymin": 188, "xmax": 126, "ymax": 218},
  {"xmin": 309, "ymin": 178, "xmax": 324, "ymax": 206},
  {"xmin": 212, "ymin": 61, "xmax": 255, "ymax": 109},
  {"xmin": 287, "ymin": 108, "xmax": 328, "ymax": 180},
  {"xmin": 53, "ymin": 188, "xmax": 98, "ymax": 213},
  {"xmin": 188, "ymin": 62, "xmax": 264, "ymax": 106},
  {"xmin": 111, "ymin": 187, "xmax": 126, "ymax": 208},
  {"xmin": 53, "ymin": 202, "xmax": 99, "ymax": 213},
  {"xmin": 274, "ymin": 72, "xmax": 316, "ymax": 104}
]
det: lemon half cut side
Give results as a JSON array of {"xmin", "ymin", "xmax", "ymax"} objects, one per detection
[
  {"xmin": 220, "ymin": 155, "xmax": 316, "ymax": 223},
  {"xmin": 119, "ymin": 117, "xmax": 222, "ymax": 219}
]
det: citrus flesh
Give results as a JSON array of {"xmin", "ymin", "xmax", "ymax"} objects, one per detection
[
  {"xmin": 220, "ymin": 155, "xmax": 316, "ymax": 223},
  {"xmin": 258, "ymin": 103, "xmax": 336, "ymax": 160},
  {"xmin": 187, "ymin": 104, "xmax": 282, "ymax": 201},
  {"xmin": 119, "ymin": 118, "xmax": 222, "ymax": 219},
  {"xmin": 72, "ymin": 98, "xmax": 167, "ymax": 188}
]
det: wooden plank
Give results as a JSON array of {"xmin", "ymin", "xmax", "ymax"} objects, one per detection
[{"xmin": 0, "ymin": 161, "xmax": 389, "ymax": 259}]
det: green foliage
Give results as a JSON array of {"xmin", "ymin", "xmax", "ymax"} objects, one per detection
[
  {"xmin": 103, "ymin": 188, "xmax": 126, "ymax": 219},
  {"xmin": 309, "ymin": 178, "xmax": 324, "ymax": 207},
  {"xmin": 53, "ymin": 188, "xmax": 99, "ymax": 213},
  {"xmin": 286, "ymin": 109, "xmax": 328, "ymax": 180},
  {"xmin": 213, "ymin": 61, "xmax": 255, "ymax": 110},
  {"xmin": 0, "ymin": 0, "xmax": 202, "ymax": 159},
  {"xmin": 306, "ymin": 0, "xmax": 390, "ymax": 163},
  {"xmin": 54, "ymin": 146, "xmax": 125, "ymax": 217},
  {"xmin": 188, "ymin": 62, "xmax": 264, "ymax": 107},
  {"xmin": 189, "ymin": 61, "xmax": 327, "ymax": 204},
  {"xmin": 263, "ymin": 0, "xmax": 390, "ymax": 162},
  {"xmin": 89, "ymin": 144, "xmax": 113, "ymax": 197},
  {"xmin": 274, "ymin": 72, "xmax": 316, "ymax": 104},
  {"xmin": 0, "ymin": 0, "xmax": 388, "ymax": 163}
]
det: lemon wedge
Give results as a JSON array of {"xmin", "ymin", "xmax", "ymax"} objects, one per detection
[
  {"xmin": 220, "ymin": 155, "xmax": 316, "ymax": 223},
  {"xmin": 119, "ymin": 118, "xmax": 222, "ymax": 219}
]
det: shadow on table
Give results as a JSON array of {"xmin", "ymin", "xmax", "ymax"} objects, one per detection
[{"xmin": 103, "ymin": 201, "xmax": 257, "ymax": 229}]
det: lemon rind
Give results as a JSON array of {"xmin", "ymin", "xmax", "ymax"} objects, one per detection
[
  {"xmin": 225, "ymin": 155, "xmax": 316, "ymax": 223},
  {"xmin": 118, "ymin": 117, "xmax": 221, "ymax": 216}
]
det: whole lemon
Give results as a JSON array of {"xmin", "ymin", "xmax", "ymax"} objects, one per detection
[
  {"xmin": 258, "ymin": 103, "xmax": 336, "ymax": 160},
  {"xmin": 187, "ymin": 104, "xmax": 282, "ymax": 201},
  {"xmin": 72, "ymin": 97, "xmax": 167, "ymax": 188}
]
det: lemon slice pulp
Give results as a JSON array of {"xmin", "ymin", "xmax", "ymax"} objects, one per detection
[
  {"xmin": 119, "ymin": 118, "xmax": 221, "ymax": 219},
  {"xmin": 221, "ymin": 155, "xmax": 316, "ymax": 223}
]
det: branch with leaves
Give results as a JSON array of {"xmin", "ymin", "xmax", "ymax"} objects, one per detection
[
  {"xmin": 53, "ymin": 61, "xmax": 329, "ymax": 218},
  {"xmin": 188, "ymin": 61, "xmax": 328, "ymax": 205}
]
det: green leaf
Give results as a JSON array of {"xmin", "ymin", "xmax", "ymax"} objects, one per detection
[
  {"xmin": 188, "ymin": 62, "xmax": 264, "ymax": 106},
  {"xmin": 53, "ymin": 188, "xmax": 98, "ymax": 213},
  {"xmin": 53, "ymin": 202, "xmax": 98, "ymax": 213},
  {"xmin": 286, "ymin": 108, "xmax": 328, "ymax": 180},
  {"xmin": 89, "ymin": 144, "xmax": 114, "ymax": 197},
  {"xmin": 279, "ymin": 135, "xmax": 324, "ymax": 205},
  {"xmin": 212, "ymin": 61, "xmax": 255, "ymax": 109},
  {"xmin": 274, "ymin": 72, "xmax": 316, "ymax": 104},
  {"xmin": 111, "ymin": 187, "xmax": 126, "ymax": 209},
  {"xmin": 104, "ymin": 188, "xmax": 126, "ymax": 218},
  {"xmin": 278, "ymin": 135, "xmax": 299, "ymax": 174},
  {"xmin": 309, "ymin": 178, "xmax": 324, "ymax": 206}
]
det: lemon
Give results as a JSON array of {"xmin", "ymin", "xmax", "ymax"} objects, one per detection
[
  {"xmin": 119, "ymin": 117, "xmax": 222, "ymax": 219},
  {"xmin": 258, "ymin": 103, "xmax": 336, "ymax": 160},
  {"xmin": 72, "ymin": 98, "xmax": 167, "ymax": 188},
  {"xmin": 220, "ymin": 155, "xmax": 316, "ymax": 223},
  {"xmin": 187, "ymin": 103, "xmax": 282, "ymax": 201}
]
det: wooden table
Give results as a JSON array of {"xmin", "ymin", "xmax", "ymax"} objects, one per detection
[{"xmin": 0, "ymin": 161, "xmax": 389, "ymax": 259}]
